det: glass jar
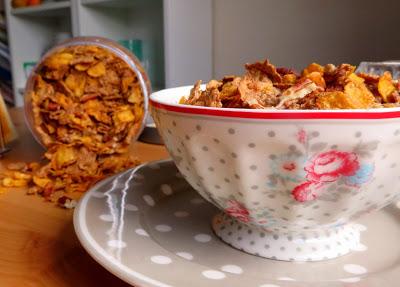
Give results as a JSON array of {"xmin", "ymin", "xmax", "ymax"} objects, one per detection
[{"xmin": 24, "ymin": 36, "xmax": 151, "ymax": 148}]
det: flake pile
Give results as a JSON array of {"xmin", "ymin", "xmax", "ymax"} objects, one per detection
[
  {"xmin": 181, "ymin": 60, "xmax": 400, "ymax": 109},
  {"xmin": 1, "ymin": 45, "xmax": 145, "ymax": 208}
]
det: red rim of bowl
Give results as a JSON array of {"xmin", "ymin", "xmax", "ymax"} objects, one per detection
[{"xmin": 150, "ymin": 86, "xmax": 400, "ymax": 120}]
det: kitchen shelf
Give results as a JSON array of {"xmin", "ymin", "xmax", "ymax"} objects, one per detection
[
  {"xmin": 11, "ymin": 1, "xmax": 71, "ymax": 17},
  {"xmin": 81, "ymin": 0, "xmax": 143, "ymax": 8}
]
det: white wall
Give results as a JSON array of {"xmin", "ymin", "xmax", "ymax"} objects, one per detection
[
  {"xmin": 213, "ymin": 0, "xmax": 400, "ymax": 78},
  {"xmin": 164, "ymin": 0, "xmax": 213, "ymax": 87}
]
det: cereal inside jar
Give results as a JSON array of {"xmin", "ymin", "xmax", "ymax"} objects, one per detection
[{"xmin": 17, "ymin": 37, "xmax": 150, "ymax": 207}]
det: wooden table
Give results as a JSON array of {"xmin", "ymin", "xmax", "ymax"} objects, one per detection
[{"xmin": 0, "ymin": 109, "xmax": 168, "ymax": 286}]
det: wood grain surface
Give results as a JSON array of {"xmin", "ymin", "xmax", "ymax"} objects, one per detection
[{"xmin": 0, "ymin": 109, "xmax": 168, "ymax": 287}]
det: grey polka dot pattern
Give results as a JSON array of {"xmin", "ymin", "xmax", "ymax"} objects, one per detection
[
  {"xmin": 208, "ymin": 167, "xmax": 214, "ymax": 172},
  {"xmin": 213, "ymin": 138, "xmax": 220, "ymax": 143},
  {"xmin": 196, "ymin": 125, "xmax": 201, "ymax": 131},
  {"xmin": 220, "ymin": 159, "xmax": 226, "ymax": 164},
  {"xmin": 249, "ymin": 165, "xmax": 257, "ymax": 171},
  {"xmin": 248, "ymin": 143, "xmax": 256, "ymax": 148},
  {"xmin": 269, "ymin": 154, "xmax": 276, "ymax": 160},
  {"xmin": 202, "ymin": 146, "xmax": 208, "ymax": 151},
  {"xmin": 231, "ymin": 152, "xmax": 237, "ymax": 158},
  {"xmin": 228, "ymin": 128, "xmax": 235, "ymax": 134},
  {"xmin": 268, "ymin": 131, "xmax": 276, "ymax": 137},
  {"xmin": 355, "ymin": 131, "xmax": 362, "ymax": 138},
  {"xmin": 311, "ymin": 131, "xmax": 320, "ymax": 137}
]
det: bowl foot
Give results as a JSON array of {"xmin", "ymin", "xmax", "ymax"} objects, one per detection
[{"xmin": 212, "ymin": 212, "xmax": 360, "ymax": 262}]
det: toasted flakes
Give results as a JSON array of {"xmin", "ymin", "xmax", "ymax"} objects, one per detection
[
  {"xmin": 316, "ymin": 91, "xmax": 354, "ymax": 109},
  {"xmin": 2, "ymin": 177, "xmax": 28, "ymax": 188},
  {"xmin": 343, "ymin": 73, "xmax": 376, "ymax": 109},
  {"xmin": 18, "ymin": 44, "xmax": 147, "ymax": 207},
  {"xmin": 182, "ymin": 59, "xmax": 397, "ymax": 110},
  {"xmin": 87, "ymin": 62, "xmax": 106, "ymax": 78},
  {"xmin": 245, "ymin": 59, "xmax": 282, "ymax": 83},
  {"xmin": 53, "ymin": 146, "xmax": 77, "ymax": 169},
  {"xmin": 11, "ymin": 171, "xmax": 32, "ymax": 180},
  {"xmin": 303, "ymin": 71, "xmax": 326, "ymax": 88},
  {"xmin": 282, "ymin": 74, "xmax": 297, "ymax": 85},
  {"xmin": 115, "ymin": 108, "xmax": 135, "ymax": 123},
  {"xmin": 44, "ymin": 52, "xmax": 73, "ymax": 69},
  {"xmin": 65, "ymin": 71, "xmax": 86, "ymax": 97},
  {"xmin": 32, "ymin": 176, "xmax": 52, "ymax": 188},
  {"xmin": 302, "ymin": 63, "xmax": 324, "ymax": 76},
  {"xmin": 378, "ymin": 71, "xmax": 396, "ymax": 102},
  {"xmin": 74, "ymin": 63, "xmax": 91, "ymax": 71},
  {"xmin": 276, "ymin": 79, "xmax": 319, "ymax": 108}
]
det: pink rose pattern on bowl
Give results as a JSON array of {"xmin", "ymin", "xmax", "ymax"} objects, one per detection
[
  {"xmin": 224, "ymin": 129, "xmax": 375, "ymax": 225},
  {"xmin": 225, "ymin": 200, "xmax": 251, "ymax": 223},
  {"xmin": 277, "ymin": 129, "xmax": 373, "ymax": 203}
]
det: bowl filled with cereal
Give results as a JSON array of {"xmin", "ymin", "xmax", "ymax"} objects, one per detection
[{"xmin": 150, "ymin": 59, "xmax": 400, "ymax": 262}]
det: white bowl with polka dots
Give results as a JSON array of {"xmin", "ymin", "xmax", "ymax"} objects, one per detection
[{"xmin": 150, "ymin": 86, "xmax": 400, "ymax": 261}]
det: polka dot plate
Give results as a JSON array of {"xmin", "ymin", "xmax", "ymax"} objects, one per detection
[{"xmin": 74, "ymin": 159, "xmax": 400, "ymax": 287}]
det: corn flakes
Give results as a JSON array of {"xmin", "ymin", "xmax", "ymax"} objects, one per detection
[
  {"xmin": 13, "ymin": 44, "xmax": 147, "ymax": 207},
  {"xmin": 181, "ymin": 59, "xmax": 400, "ymax": 109}
]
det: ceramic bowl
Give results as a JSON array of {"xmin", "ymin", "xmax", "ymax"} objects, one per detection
[{"xmin": 150, "ymin": 85, "xmax": 400, "ymax": 261}]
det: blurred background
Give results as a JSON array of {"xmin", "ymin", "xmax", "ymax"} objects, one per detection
[{"xmin": 2, "ymin": 0, "xmax": 399, "ymax": 106}]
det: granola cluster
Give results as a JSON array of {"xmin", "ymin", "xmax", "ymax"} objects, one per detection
[
  {"xmin": 1, "ymin": 45, "xmax": 146, "ymax": 207},
  {"xmin": 181, "ymin": 60, "xmax": 400, "ymax": 109}
]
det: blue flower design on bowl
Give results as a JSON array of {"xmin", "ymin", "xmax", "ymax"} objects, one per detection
[
  {"xmin": 344, "ymin": 163, "xmax": 374, "ymax": 187},
  {"xmin": 269, "ymin": 154, "xmax": 307, "ymax": 183}
]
